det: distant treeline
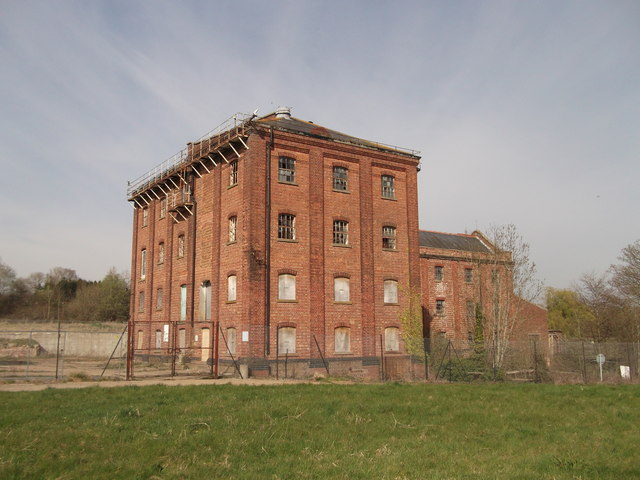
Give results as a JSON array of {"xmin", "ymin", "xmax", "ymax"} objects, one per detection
[{"xmin": 0, "ymin": 261, "xmax": 129, "ymax": 323}]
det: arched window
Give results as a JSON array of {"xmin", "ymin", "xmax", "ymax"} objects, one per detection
[
  {"xmin": 278, "ymin": 274, "xmax": 296, "ymax": 301},
  {"xmin": 200, "ymin": 281, "xmax": 211, "ymax": 320},
  {"xmin": 383, "ymin": 280, "xmax": 398, "ymax": 304},
  {"xmin": 228, "ymin": 275, "xmax": 237, "ymax": 302},
  {"xmin": 385, "ymin": 327, "xmax": 400, "ymax": 352},
  {"xmin": 278, "ymin": 326, "xmax": 296, "ymax": 354}
]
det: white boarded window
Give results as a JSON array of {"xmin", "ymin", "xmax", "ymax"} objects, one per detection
[
  {"xmin": 180, "ymin": 285, "xmax": 187, "ymax": 321},
  {"xmin": 158, "ymin": 242, "xmax": 165, "ymax": 264},
  {"xmin": 335, "ymin": 327, "xmax": 351, "ymax": 353},
  {"xmin": 137, "ymin": 331, "xmax": 144, "ymax": 350},
  {"xmin": 200, "ymin": 281, "xmax": 211, "ymax": 320},
  {"xmin": 278, "ymin": 274, "xmax": 296, "ymax": 301},
  {"xmin": 334, "ymin": 277, "xmax": 350, "ymax": 302},
  {"xmin": 278, "ymin": 327, "xmax": 296, "ymax": 354},
  {"xmin": 140, "ymin": 249, "xmax": 147, "ymax": 280},
  {"xmin": 155, "ymin": 330, "xmax": 162, "ymax": 349},
  {"xmin": 385, "ymin": 327, "xmax": 400, "ymax": 352},
  {"xmin": 226, "ymin": 327, "xmax": 237, "ymax": 355},
  {"xmin": 228, "ymin": 275, "xmax": 237, "ymax": 302},
  {"xmin": 178, "ymin": 329, "xmax": 186, "ymax": 349},
  {"xmin": 156, "ymin": 288, "xmax": 163, "ymax": 310},
  {"xmin": 384, "ymin": 280, "xmax": 398, "ymax": 304}
]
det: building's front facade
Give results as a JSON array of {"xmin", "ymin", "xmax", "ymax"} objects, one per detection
[{"xmin": 127, "ymin": 109, "xmax": 547, "ymax": 378}]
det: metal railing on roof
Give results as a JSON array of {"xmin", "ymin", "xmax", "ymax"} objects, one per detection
[{"xmin": 127, "ymin": 112, "xmax": 252, "ymax": 198}]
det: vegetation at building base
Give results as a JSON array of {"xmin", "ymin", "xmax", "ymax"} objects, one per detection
[
  {"xmin": 1, "ymin": 383, "xmax": 639, "ymax": 479},
  {"xmin": 0, "ymin": 259, "xmax": 129, "ymax": 323}
]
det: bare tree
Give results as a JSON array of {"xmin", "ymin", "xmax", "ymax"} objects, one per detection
[
  {"xmin": 484, "ymin": 224, "xmax": 543, "ymax": 370},
  {"xmin": 610, "ymin": 240, "xmax": 640, "ymax": 307}
]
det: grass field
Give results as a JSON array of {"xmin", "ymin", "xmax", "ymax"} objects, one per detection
[{"xmin": 1, "ymin": 383, "xmax": 638, "ymax": 479}]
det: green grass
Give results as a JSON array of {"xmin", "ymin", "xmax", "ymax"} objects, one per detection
[{"xmin": 1, "ymin": 383, "xmax": 639, "ymax": 479}]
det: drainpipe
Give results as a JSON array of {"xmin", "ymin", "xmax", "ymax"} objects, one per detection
[
  {"xmin": 265, "ymin": 128, "xmax": 273, "ymax": 356},
  {"xmin": 189, "ymin": 173, "xmax": 197, "ymax": 327}
]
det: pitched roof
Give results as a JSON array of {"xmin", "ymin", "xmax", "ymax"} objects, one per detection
[
  {"xmin": 256, "ymin": 114, "xmax": 420, "ymax": 159},
  {"xmin": 419, "ymin": 230, "xmax": 492, "ymax": 254}
]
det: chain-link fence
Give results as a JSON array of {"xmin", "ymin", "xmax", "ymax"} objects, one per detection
[{"xmin": 0, "ymin": 328, "xmax": 127, "ymax": 381}]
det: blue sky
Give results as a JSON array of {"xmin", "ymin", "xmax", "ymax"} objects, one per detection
[{"xmin": 0, "ymin": 0, "xmax": 638, "ymax": 288}]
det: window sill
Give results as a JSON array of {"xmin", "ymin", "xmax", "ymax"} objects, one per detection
[
  {"xmin": 226, "ymin": 241, "xmax": 237, "ymax": 246},
  {"xmin": 334, "ymin": 351, "xmax": 352, "ymax": 355},
  {"xmin": 177, "ymin": 256, "xmax": 185, "ymax": 260},
  {"xmin": 332, "ymin": 243, "xmax": 351, "ymax": 248},
  {"xmin": 277, "ymin": 299, "xmax": 298, "ymax": 303},
  {"xmin": 381, "ymin": 196, "xmax": 397, "ymax": 201},
  {"xmin": 334, "ymin": 301, "xmax": 352, "ymax": 305},
  {"xmin": 277, "ymin": 238, "xmax": 298, "ymax": 243},
  {"xmin": 278, "ymin": 180, "xmax": 298, "ymax": 186},
  {"xmin": 226, "ymin": 300, "xmax": 237, "ymax": 304},
  {"xmin": 228, "ymin": 183, "xmax": 238, "ymax": 190},
  {"xmin": 333, "ymin": 189, "xmax": 350, "ymax": 194},
  {"xmin": 382, "ymin": 248, "xmax": 398, "ymax": 252},
  {"xmin": 384, "ymin": 302, "xmax": 399, "ymax": 306}
]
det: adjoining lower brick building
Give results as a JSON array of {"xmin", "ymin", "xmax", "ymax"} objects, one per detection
[{"xmin": 126, "ymin": 108, "xmax": 547, "ymax": 378}]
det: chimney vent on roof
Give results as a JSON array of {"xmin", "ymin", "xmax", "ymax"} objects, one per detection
[{"xmin": 275, "ymin": 106, "xmax": 291, "ymax": 119}]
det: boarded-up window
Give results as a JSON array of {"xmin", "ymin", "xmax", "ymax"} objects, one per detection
[
  {"xmin": 278, "ymin": 274, "xmax": 296, "ymax": 301},
  {"xmin": 385, "ymin": 327, "xmax": 400, "ymax": 351},
  {"xmin": 180, "ymin": 285, "xmax": 187, "ymax": 321},
  {"xmin": 199, "ymin": 281, "xmax": 211, "ymax": 320},
  {"xmin": 383, "ymin": 280, "xmax": 398, "ymax": 304},
  {"xmin": 334, "ymin": 277, "xmax": 350, "ymax": 302},
  {"xmin": 278, "ymin": 327, "xmax": 296, "ymax": 354},
  {"xmin": 156, "ymin": 288, "xmax": 163, "ymax": 310},
  {"xmin": 140, "ymin": 249, "xmax": 147, "ymax": 280},
  {"xmin": 228, "ymin": 275, "xmax": 237, "ymax": 301},
  {"xmin": 226, "ymin": 327, "xmax": 237, "ymax": 355},
  {"xmin": 138, "ymin": 291, "xmax": 144, "ymax": 312},
  {"xmin": 178, "ymin": 329, "xmax": 186, "ymax": 349},
  {"xmin": 158, "ymin": 242, "xmax": 165, "ymax": 264},
  {"xmin": 155, "ymin": 330, "xmax": 162, "ymax": 349},
  {"xmin": 137, "ymin": 331, "xmax": 144, "ymax": 350},
  {"xmin": 335, "ymin": 327, "xmax": 350, "ymax": 353}
]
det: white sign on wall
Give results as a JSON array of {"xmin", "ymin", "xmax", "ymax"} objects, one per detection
[{"xmin": 242, "ymin": 331, "xmax": 249, "ymax": 342}]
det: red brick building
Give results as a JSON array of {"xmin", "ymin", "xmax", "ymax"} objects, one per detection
[{"xmin": 127, "ymin": 108, "xmax": 547, "ymax": 378}]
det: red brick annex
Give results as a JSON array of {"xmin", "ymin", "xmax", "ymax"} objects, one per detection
[{"xmin": 127, "ymin": 108, "xmax": 547, "ymax": 379}]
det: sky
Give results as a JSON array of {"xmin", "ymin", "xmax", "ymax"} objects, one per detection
[{"xmin": 0, "ymin": 0, "xmax": 638, "ymax": 289}]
